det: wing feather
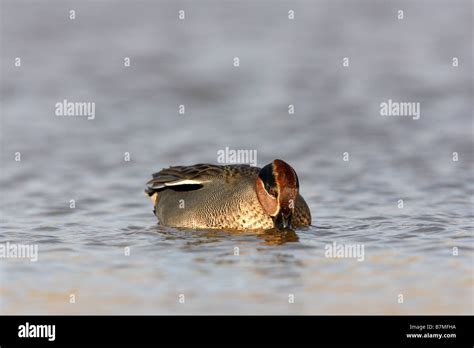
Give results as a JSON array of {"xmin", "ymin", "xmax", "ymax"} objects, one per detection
[{"xmin": 145, "ymin": 163, "xmax": 257, "ymax": 196}]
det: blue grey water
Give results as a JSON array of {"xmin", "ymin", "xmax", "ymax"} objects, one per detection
[{"xmin": 0, "ymin": 0, "xmax": 472, "ymax": 314}]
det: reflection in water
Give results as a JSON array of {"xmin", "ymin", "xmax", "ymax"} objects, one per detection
[
  {"xmin": 259, "ymin": 228, "xmax": 299, "ymax": 245},
  {"xmin": 154, "ymin": 225, "xmax": 300, "ymax": 246},
  {"xmin": 152, "ymin": 225, "xmax": 299, "ymax": 247}
]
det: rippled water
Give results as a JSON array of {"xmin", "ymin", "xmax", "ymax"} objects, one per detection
[{"xmin": 1, "ymin": 0, "xmax": 473, "ymax": 314}]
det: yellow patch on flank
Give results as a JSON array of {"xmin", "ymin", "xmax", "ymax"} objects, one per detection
[{"xmin": 150, "ymin": 193, "xmax": 158, "ymax": 205}]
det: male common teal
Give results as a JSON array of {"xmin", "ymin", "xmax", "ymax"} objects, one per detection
[{"xmin": 145, "ymin": 159, "xmax": 311, "ymax": 230}]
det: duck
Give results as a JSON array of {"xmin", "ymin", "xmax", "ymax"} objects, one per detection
[{"xmin": 145, "ymin": 159, "xmax": 311, "ymax": 230}]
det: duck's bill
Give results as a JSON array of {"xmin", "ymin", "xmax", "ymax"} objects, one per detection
[{"xmin": 273, "ymin": 214, "xmax": 292, "ymax": 230}]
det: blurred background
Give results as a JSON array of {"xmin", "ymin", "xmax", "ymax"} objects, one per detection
[{"xmin": 0, "ymin": 0, "xmax": 472, "ymax": 314}]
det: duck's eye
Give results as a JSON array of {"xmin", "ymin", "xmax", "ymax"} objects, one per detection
[
  {"xmin": 263, "ymin": 181, "xmax": 277, "ymax": 197},
  {"xmin": 268, "ymin": 187, "xmax": 277, "ymax": 198}
]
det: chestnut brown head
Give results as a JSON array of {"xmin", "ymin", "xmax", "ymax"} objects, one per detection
[{"xmin": 255, "ymin": 159, "xmax": 299, "ymax": 229}]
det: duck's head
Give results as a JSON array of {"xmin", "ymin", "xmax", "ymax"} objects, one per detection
[{"xmin": 255, "ymin": 159, "xmax": 299, "ymax": 229}]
